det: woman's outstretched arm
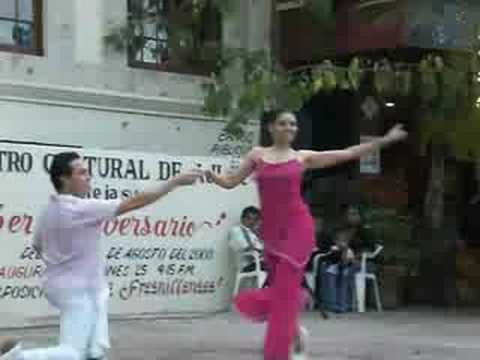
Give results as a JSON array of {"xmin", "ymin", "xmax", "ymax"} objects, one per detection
[
  {"xmin": 300, "ymin": 124, "xmax": 407, "ymax": 170},
  {"xmin": 206, "ymin": 147, "xmax": 262, "ymax": 189}
]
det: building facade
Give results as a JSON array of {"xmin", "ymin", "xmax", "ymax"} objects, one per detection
[{"xmin": 0, "ymin": 0, "xmax": 271, "ymax": 156}]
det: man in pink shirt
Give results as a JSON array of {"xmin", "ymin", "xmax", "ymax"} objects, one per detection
[{"xmin": 0, "ymin": 152, "xmax": 202, "ymax": 360}]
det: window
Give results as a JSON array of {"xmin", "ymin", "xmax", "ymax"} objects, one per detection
[
  {"xmin": 275, "ymin": 0, "xmax": 334, "ymax": 69},
  {"xmin": 0, "ymin": 0, "xmax": 43, "ymax": 55},
  {"xmin": 128, "ymin": 0, "xmax": 169, "ymax": 67},
  {"xmin": 127, "ymin": 0, "xmax": 221, "ymax": 75}
]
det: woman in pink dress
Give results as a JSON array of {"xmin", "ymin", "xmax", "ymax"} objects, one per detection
[{"xmin": 206, "ymin": 111, "xmax": 407, "ymax": 360}]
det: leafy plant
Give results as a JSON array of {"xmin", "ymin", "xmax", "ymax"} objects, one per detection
[
  {"xmin": 104, "ymin": 0, "xmax": 480, "ymax": 146},
  {"xmin": 103, "ymin": 0, "xmax": 343, "ymax": 137},
  {"xmin": 200, "ymin": 47, "xmax": 319, "ymax": 137}
]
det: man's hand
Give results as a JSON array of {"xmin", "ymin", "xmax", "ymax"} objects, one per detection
[
  {"xmin": 172, "ymin": 169, "xmax": 203, "ymax": 186},
  {"xmin": 117, "ymin": 169, "xmax": 203, "ymax": 216},
  {"xmin": 204, "ymin": 169, "xmax": 214, "ymax": 182}
]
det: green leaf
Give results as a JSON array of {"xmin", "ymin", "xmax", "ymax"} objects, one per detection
[
  {"xmin": 419, "ymin": 58, "xmax": 438, "ymax": 102},
  {"xmin": 237, "ymin": 88, "xmax": 262, "ymax": 115},
  {"xmin": 394, "ymin": 70, "xmax": 411, "ymax": 97},
  {"xmin": 438, "ymin": 69, "xmax": 460, "ymax": 116},
  {"xmin": 223, "ymin": 121, "xmax": 244, "ymax": 139},
  {"xmin": 202, "ymin": 80, "xmax": 233, "ymax": 117},
  {"xmin": 307, "ymin": 0, "xmax": 335, "ymax": 26},
  {"xmin": 348, "ymin": 57, "xmax": 363, "ymax": 90},
  {"xmin": 335, "ymin": 66, "xmax": 350, "ymax": 90},
  {"xmin": 374, "ymin": 60, "xmax": 395, "ymax": 96}
]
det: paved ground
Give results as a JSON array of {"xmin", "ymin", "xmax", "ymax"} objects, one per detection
[{"xmin": 2, "ymin": 309, "xmax": 480, "ymax": 359}]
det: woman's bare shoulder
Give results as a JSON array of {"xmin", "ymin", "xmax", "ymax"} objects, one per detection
[
  {"xmin": 295, "ymin": 149, "xmax": 314, "ymax": 163},
  {"xmin": 248, "ymin": 146, "xmax": 268, "ymax": 159}
]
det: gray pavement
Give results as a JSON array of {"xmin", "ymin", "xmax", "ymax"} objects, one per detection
[{"xmin": 2, "ymin": 309, "xmax": 480, "ymax": 359}]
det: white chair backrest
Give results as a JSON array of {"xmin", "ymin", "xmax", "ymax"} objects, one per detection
[
  {"xmin": 360, "ymin": 244, "xmax": 384, "ymax": 273},
  {"xmin": 368, "ymin": 244, "xmax": 384, "ymax": 259},
  {"xmin": 311, "ymin": 251, "xmax": 332, "ymax": 275},
  {"xmin": 238, "ymin": 250, "xmax": 262, "ymax": 273},
  {"xmin": 227, "ymin": 242, "xmax": 242, "ymax": 270}
]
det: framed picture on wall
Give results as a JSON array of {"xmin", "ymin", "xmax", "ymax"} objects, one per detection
[{"xmin": 360, "ymin": 136, "xmax": 381, "ymax": 174}]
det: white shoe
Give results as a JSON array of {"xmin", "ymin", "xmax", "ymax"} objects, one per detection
[
  {"xmin": 291, "ymin": 326, "xmax": 309, "ymax": 360},
  {"xmin": 291, "ymin": 353, "xmax": 308, "ymax": 360},
  {"xmin": 0, "ymin": 338, "xmax": 21, "ymax": 360}
]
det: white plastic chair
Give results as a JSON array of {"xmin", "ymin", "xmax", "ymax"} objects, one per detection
[
  {"xmin": 353, "ymin": 244, "xmax": 383, "ymax": 313},
  {"xmin": 233, "ymin": 250, "xmax": 267, "ymax": 295},
  {"xmin": 304, "ymin": 251, "xmax": 330, "ymax": 310}
]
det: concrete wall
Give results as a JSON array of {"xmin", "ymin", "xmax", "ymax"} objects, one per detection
[
  {"xmin": 0, "ymin": 0, "xmax": 205, "ymax": 100},
  {"xmin": 0, "ymin": 0, "xmax": 271, "ymax": 155}
]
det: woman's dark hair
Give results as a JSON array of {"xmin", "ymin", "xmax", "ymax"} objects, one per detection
[
  {"xmin": 49, "ymin": 152, "xmax": 81, "ymax": 192},
  {"xmin": 260, "ymin": 110, "xmax": 294, "ymax": 146}
]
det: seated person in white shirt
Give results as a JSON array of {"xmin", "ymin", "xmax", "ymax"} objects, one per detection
[{"xmin": 229, "ymin": 206, "xmax": 265, "ymax": 272}]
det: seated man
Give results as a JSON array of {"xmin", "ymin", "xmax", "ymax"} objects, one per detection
[
  {"xmin": 229, "ymin": 206, "xmax": 264, "ymax": 272},
  {"xmin": 320, "ymin": 227, "xmax": 357, "ymax": 313},
  {"xmin": 321, "ymin": 205, "xmax": 377, "ymax": 313}
]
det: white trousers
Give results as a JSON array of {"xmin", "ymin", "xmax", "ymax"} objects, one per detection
[{"xmin": 12, "ymin": 286, "xmax": 110, "ymax": 360}]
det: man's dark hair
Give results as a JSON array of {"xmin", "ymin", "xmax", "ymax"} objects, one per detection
[
  {"xmin": 49, "ymin": 152, "xmax": 81, "ymax": 192},
  {"xmin": 241, "ymin": 206, "xmax": 260, "ymax": 219}
]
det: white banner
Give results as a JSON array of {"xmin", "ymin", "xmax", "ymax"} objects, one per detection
[
  {"xmin": 360, "ymin": 136, "xmax": 381, "ymax": 174},
  {"xmin": 0, "ymin": 143, "xmax": 257, "ymax": 327}
]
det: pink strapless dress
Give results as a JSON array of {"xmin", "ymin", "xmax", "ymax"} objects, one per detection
[
  {"xmin": 255, "ymin": 158, "xmax": 315, "ymax": 268},
  {"xmin": 233, "ymin": 158, "xmax": 315, "ymax": 360}
]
